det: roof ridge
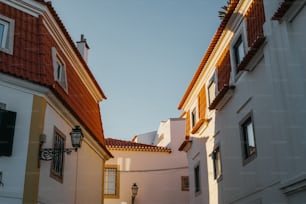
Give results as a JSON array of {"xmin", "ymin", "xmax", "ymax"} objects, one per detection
[{"xmin": 105, "ymin": 138, "xmax": 172, "ymax": 153}]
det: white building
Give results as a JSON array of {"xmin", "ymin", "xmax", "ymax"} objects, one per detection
[
  {"xmin": 0, "ymin": 0, "xmax": 112, "ymax": 203},
  {"xmin": 105, "ymin": 118, "xmax": 189, "ymax": 204},
  {"xmin": 178, "ymin": 0, "xmax": 306, "ymax": 203}
]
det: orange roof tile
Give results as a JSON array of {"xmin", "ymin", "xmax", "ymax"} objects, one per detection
[
  {"xmin": 106, "ymin": 138, "xmax": 172, "ymax": 153},
  {"xmin": 178, "ymin": 0, "xmax": 239, "ymax": 110}
]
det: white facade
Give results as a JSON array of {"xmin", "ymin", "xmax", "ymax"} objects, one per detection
[
  {"xmin": 0, "ymin": 0, "xmax": 111, "ymax": 203},
  {"xmin": 0, "ymin": 76, "xmax": 34, "ymax": 203},
  {"xmin": 179, "ymin": 0, "xmax": 306, "ymax": 204},
  {"xmin": 105, "ymin": 118, "xmax": 189, "ymax": 204}
]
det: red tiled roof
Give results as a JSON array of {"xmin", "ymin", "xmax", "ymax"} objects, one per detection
[
  {"xmin": 106, "ymin": 138, "xmax": 172, "ymax": 153},
  {"xmin": 0, "ymin": 1, "xmax": 111, "ymax": 157},
  {"xmin": 41, "ymin": 1, "xmax": 107, "ymax": 100},
  {"xmin": 271, "ymin": 0, "xmax": 295, "ymax": 20},
  {"xmin": 178, "ymin": 0, "xmax": 239, "ymax": 110}
]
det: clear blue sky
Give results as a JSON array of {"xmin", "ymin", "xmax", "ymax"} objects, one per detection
[{"xmin": 51, "ymin": 0, "xmax": 227, "ymax": 140}]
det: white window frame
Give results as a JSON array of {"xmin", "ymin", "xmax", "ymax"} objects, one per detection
[
  {"xmin": 191, "ymin": 106, "xmax": 199, "ymax": 128},
  {"xmin": 194, "ymin": 163, "xmax": 201, "ymax": 195},
  {"xmin": 240, "ymin": 112, "xmax": 257, "ymax": 165},
  {"xmin": 0, "ymin": 15, "xmax": 15, "ymax": 55},
  {"xmin": 52, "ymin": 47, "xmax": 68, "ymax": 92},
  {"xmin": 230, "ymin": 20, "xmax": 248, "ymax": 79},
  {"xmin": 212, "ymin": 145, "xmax": 222, "ymax": 181},
  {"xmin": 207, "ymin": 71, "xmax": 218, "ymax": 106}
]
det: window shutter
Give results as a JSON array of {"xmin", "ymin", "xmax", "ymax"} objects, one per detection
[
  {"xmin": 0, "ymin": 109, "xmax": 17, "ymax": 156},
  {"xmin": 185, "ymin": 111, "xmax": 190, "ymax": 137},
  {"xmin": 217, "ymin": 50, "xmax": 231, "ymax": 91},
  {"xmin": 198, "ymin": 86, "xmax": 207, "ymax": 120}
]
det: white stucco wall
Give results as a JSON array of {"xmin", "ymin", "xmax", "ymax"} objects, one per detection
[
  {"xmin": 38, "ymin": 104, "xmax": 105, "ymax": 204},
  {"xmin": 184, "ymin": 2, "xmax": 306, "ymax": 203},
  {"xmin": 105, "ymin": 118, "xmax": 189, "ymax": 204},
  {"xmin": 105, "ymin": 150, "xmax": 189, "ymax": 204},
  {"xmin": 0, "ymin": 80, "xmax": 34, "ymax": 204}
]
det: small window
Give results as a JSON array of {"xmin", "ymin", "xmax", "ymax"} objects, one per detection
[
  {"xmin": 194, "ymin": 164, "xmax": 201, "ymax": 194},
  {"xmin": 0, "ymin": 15, "xmax": 15, "ymax": 55},
  {"xmin": 191, "ymin": 107, "xmax": 198, "ymax": 128},
  {"xmin": 233, "ymin": 35, "xmax": 245, "ymax": 66},
  {"xmin": 230, "ymin": 21, "xmax": 247, "ymax": 77},
  {"xmin": 240, "ymin": 113, "xmax": 256, "ymax": 164},
  {"xmin": 212, "ymin": 146, "xmax": 222, "ymax": 181},
  {"xmin": 207, "ymin": 72, "xmax": 218, "ymax": 105},
  {"xmin": 50, "ymin": 128, "xmax": 66, "ymax": 183},
  {"xmin": 181, "ymin": 176, "xmax": 189, "ymax": 191},
  {"xmin": 104, "ymin": 165, "xmax": 120, "ymax": 198},
  {"xmin": 52, "ymin": 47, "xmax": 68, "ymax": 92}
]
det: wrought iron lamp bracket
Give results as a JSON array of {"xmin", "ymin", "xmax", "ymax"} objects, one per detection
[{"xmin": 39, "ymin": 148, "xmax": 76, "ymax": 161}]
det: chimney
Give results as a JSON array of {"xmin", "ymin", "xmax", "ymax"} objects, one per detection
[{"xmin": 76, "ymin": 34, "xmax": 90, "ymax": 63}]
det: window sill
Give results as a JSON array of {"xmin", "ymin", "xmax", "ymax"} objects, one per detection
[
  {"xmin": 280, "ymin": 173, "xmax": 306, "ymax": 195},
  {"xmin": 242, "ymin": 152, "xmax": 257, "ymax": 166},
  {"xmin": 208, "ymin": 85, "xmax": 235, "ymax": 110},
  {"xmin": 178, "ymin": 139, "xmax": 192, "ymax": 152},
  {"xmin": 271, "ymin": 0, "xmax": 295, "ymax": 21},
  {"xmin": 191, "ymin": 118, "xmax": 210, "ymax": 134},
  {"xmin": 237, "ymin": 35, "xmax": 265, "ymax": 72}
]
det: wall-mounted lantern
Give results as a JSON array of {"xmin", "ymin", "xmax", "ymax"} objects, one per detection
[
  {"xmin": 39, "ymin": 125, "xmax": 84, "ymax": 161},
  {"xmin": 131, "ymin": 183, "xmax": 139, "ymax": 204}
]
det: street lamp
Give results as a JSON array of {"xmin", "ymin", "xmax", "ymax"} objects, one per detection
[
  {"xmin": 131, "ymin": 183, "xmax": 139, "ymax": 204},
  {"xmin": 39, "ymin": 125, "xmax": 84, "ymax": 161}
]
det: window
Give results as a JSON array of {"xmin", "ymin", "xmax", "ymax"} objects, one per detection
[
  {"xmin": 240, "ymin": 113, "xmax": 256, "ymax": 164},
  {"xmin": 0, "ymin": 15, "xmax": 15, "ymax": 55},
  {"xmin": 230, "ymin": 21, "xmax": 247, "ymax": 77},
  {"xmin": 50, "ymin": 128, "xmax": 65, "ymax": 182},
  {"xmin": 52, "ymin": 47, "xmax": 68, "ymax": 91},
  {"xmin": 181, "ymin": 176, "xmax": 189, "ymax": 191},
  {"xmin": 191, "ymin": 107, "xmax": 198, "ymax": 128},
  {"xmin": 207, "ymin": 72, "xmax": 218, "ymax": 105},
  {"xmin": 104, "ymin": 165, "xmax": 120, "ymax": 198},
  {"xmin": 194, "ymin": 164, "xmax": 200, "ymax": 194},
  {"xmin": 212, "ymin": 146, "xmax": 222, "ymax": 181},
  {"xmin": 233, "ymin": 35, "xmax": 245, "ymax": 66}
]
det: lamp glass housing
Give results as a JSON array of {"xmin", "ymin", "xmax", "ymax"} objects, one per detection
[
  {"xmin": 70, "ymin": 125, "xmax": 83, "ymax": 149},
  {"xmin": 131, "ymin": 183, "xmax": 138, "ymax": 196}
]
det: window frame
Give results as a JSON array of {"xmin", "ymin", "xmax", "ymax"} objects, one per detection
[
  {"xmin": 240, "ymin": 112, "xmax": 257, "ymax": 165},
  {"xmin": 181, "ymin": 176, "xmax": 189, "ymax": 191},
  {"xmin": 212, "ymin": 145, "xmax": 222, "ymax": 182},
  {"xmin": 230, "ymin": 20, "xmax": 248, "ymax": 78},
  {"xmin": 50, "ymin": 127, "xmax": 66, "ymax": 183},
  {"xmin": 0, "ymin": 15, "xmax": 15, "ymax": 55},
  {"xmin": 52, "ymin": 47, "xmax": 68, "ymax": 92},
  {"xmin": 191, "ymin": 106, "xmax": 199, "ymax": 128},
  {"xmin": 194, "ymin": 163, "xmax": 201, "ymax": 195},
  {"xmin": 207, "ymin": 71, "xmax": 218, "ymax": 106},
  {"xmin": 104, "ymin": 165, "xmax": 120, "ymax": 199}
]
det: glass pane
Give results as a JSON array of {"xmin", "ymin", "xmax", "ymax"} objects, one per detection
[
  {"xmin": 208, "ymin": 81, "xmax": 216, "ymax": 104},
  {"xmin": 247, "ymin": 122, "xmax": 255, "ymax": 147},
  {"xmin": 0, "ymin": 23, "xmax": 4, "ymax": 46},
  {"xmin": 234, "ymin": 37, "xmax": 245, "ymax": 65},
  {"xmin": 0, "ymin": 21, "xmax": 8, "ymax": 48},
  {"xmin": 104, "ymin": 168, "xmax": 117, "ymax": 195}
]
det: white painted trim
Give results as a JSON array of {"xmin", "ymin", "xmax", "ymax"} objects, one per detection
[
  {"xmin": 0, "ymin": 14, "xmax": 15, "ymax": 55},
  {"xmin": 41, "ymin": 13, "xmax": 104, "ymax": 102},
  {"xmin": 0, "ymin": 0, "xmax": 45, "ymax": 17},
  {"xmin": 0, "ymin": 72, "xmax": 48, "ymax": 95}
]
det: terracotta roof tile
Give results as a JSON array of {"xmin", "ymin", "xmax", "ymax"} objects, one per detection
[
  {"xmin": 178, "ymin": 0, "xmax": 239, "ymax": 110},
  {"xmin": 106, "ymin": 138, "xmax": 172, "ymax": 153}
]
